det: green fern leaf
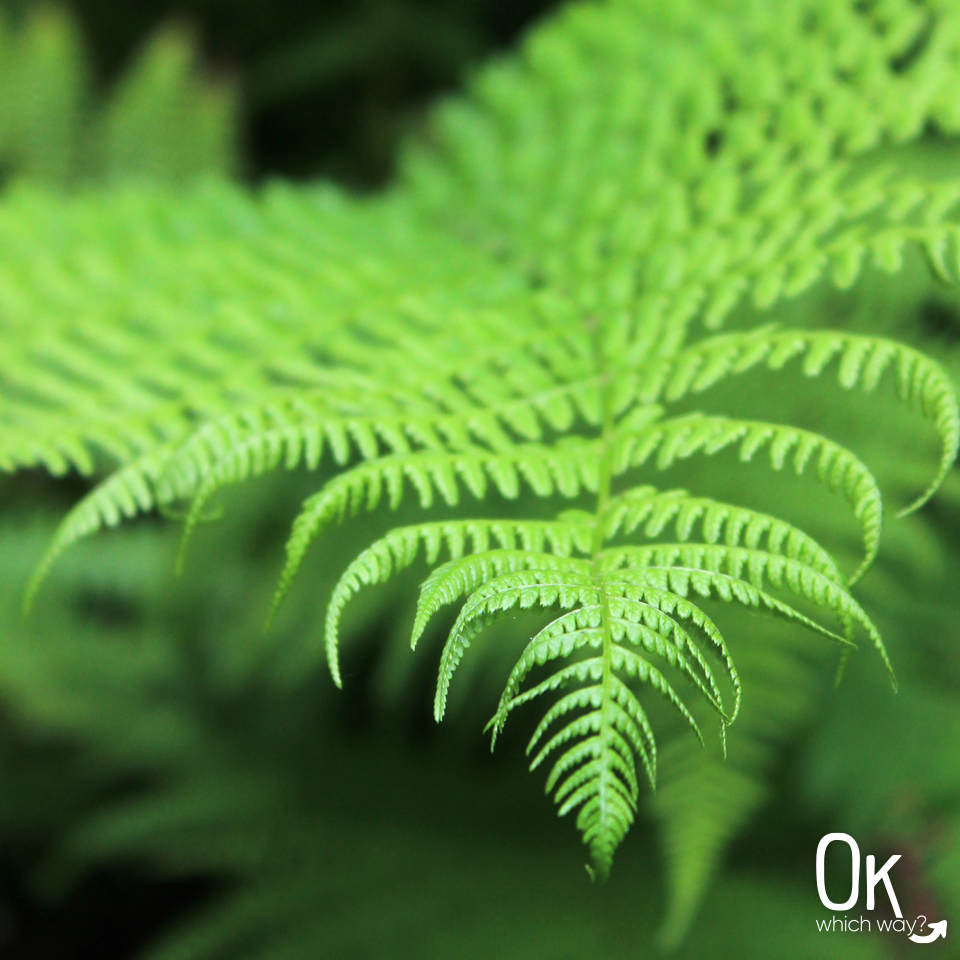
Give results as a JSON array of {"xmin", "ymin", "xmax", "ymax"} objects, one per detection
[
  {"xmin": 271, "ymin": 440, "xmax": 603, "ymax": 620},
  {"xmin": 614, "ymin": 414, "xmax": 885, "ymax": 582},
  {"xmin": 601, "ymin": 486, "xmax": 846, "ymax": 584}
]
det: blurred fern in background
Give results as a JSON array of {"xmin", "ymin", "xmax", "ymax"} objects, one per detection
[
  {"xmin": 0, "ymin": 5, "xmax": 237, "ymax": 187},
  {"xmin": 0, "ymin": 2, "xmax": 958, "ymax": 959}
]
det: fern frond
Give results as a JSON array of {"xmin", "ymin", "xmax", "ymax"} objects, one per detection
[
  {"xmin": 615, "ymin": 414, "xmax": 884, "ymax": 583},
  {"xmin": 20, "ymin": 374, "xmax": 616, "ymax": 593},
  {"xmin": 271, "ymin": 440, "xmax": 603, "ymax": 620},
  {"xmin": 408, "ymin": 537, "xmax": 596, "ymax": 639},
  {"xmin": 488, "ymin": 603, "xmax": 724, "ymax": 747},
  {"xmin": 524, "ymin": 667, "xmax": 678, "ymax": 884},
  {"xmin": 159, "ymin": 374, "xmax": 610, "ymax": 494},
  {"xmin": 171, "ymin": 382, "xmax": 614, "ymax": 566},
  {"xmin": 601, "ymin": 544, "xmax": 889, "ymax": 680},
  {"xmin": 22, "ymin": 448, "xmax": 178, "ymax": 612},
  {"xmin": 638, "ymin": 329, "xmax": 959, "ymax": 514},
  {"xmin": 438, "ymin": 559, "xmax": 747, "ymax": 880},
  {"xmin": 435, "ymin": 566, "xmax": 597, "ymax": 720},
  {"xmin": 601, "ymin": 486, "xmax": 846, "ymax": 584},
  {"xmin": 324, "ymin": 516, "xmax": 596, "ymax": 681}
]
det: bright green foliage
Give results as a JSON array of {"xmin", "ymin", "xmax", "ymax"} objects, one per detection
[
  {"xmin": 0, "ymin": 5, "xmax": 238, "ymax": 187},
  {"xmin": 1, "ymin": 0, "xmax": 960, "ymax": 924}
]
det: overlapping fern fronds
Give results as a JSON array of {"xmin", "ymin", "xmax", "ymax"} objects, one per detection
[{"xmin": 2, "ymin": 0, "xmax": 960, "ymax": 894}]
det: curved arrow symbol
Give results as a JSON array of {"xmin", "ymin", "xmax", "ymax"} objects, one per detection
[{"xmin": 909, "ymin": 920, "xmax": 947, "ymax": 943}]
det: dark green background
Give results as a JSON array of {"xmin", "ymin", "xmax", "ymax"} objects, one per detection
[{"xmin": 49, "ymin": 0, "xmax": 558, "ymax": 185}]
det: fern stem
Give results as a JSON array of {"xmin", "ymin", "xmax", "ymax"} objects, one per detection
[{"xmin": 588, "ymin": 321, "xmax": 621, "ymax": 882}]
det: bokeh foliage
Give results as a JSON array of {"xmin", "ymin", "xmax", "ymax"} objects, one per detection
[
  {"xmin": 58, "ymin": 0, "xmax": 558, "ymax": 185},
  {"xmin": 0, "ymin": 5, "xmax": 238, "ymax": 187}
]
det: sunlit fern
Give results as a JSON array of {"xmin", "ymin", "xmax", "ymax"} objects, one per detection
[{"xmin": 3, "ymin": 0, "xmax": 960, "ymax": 892}]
